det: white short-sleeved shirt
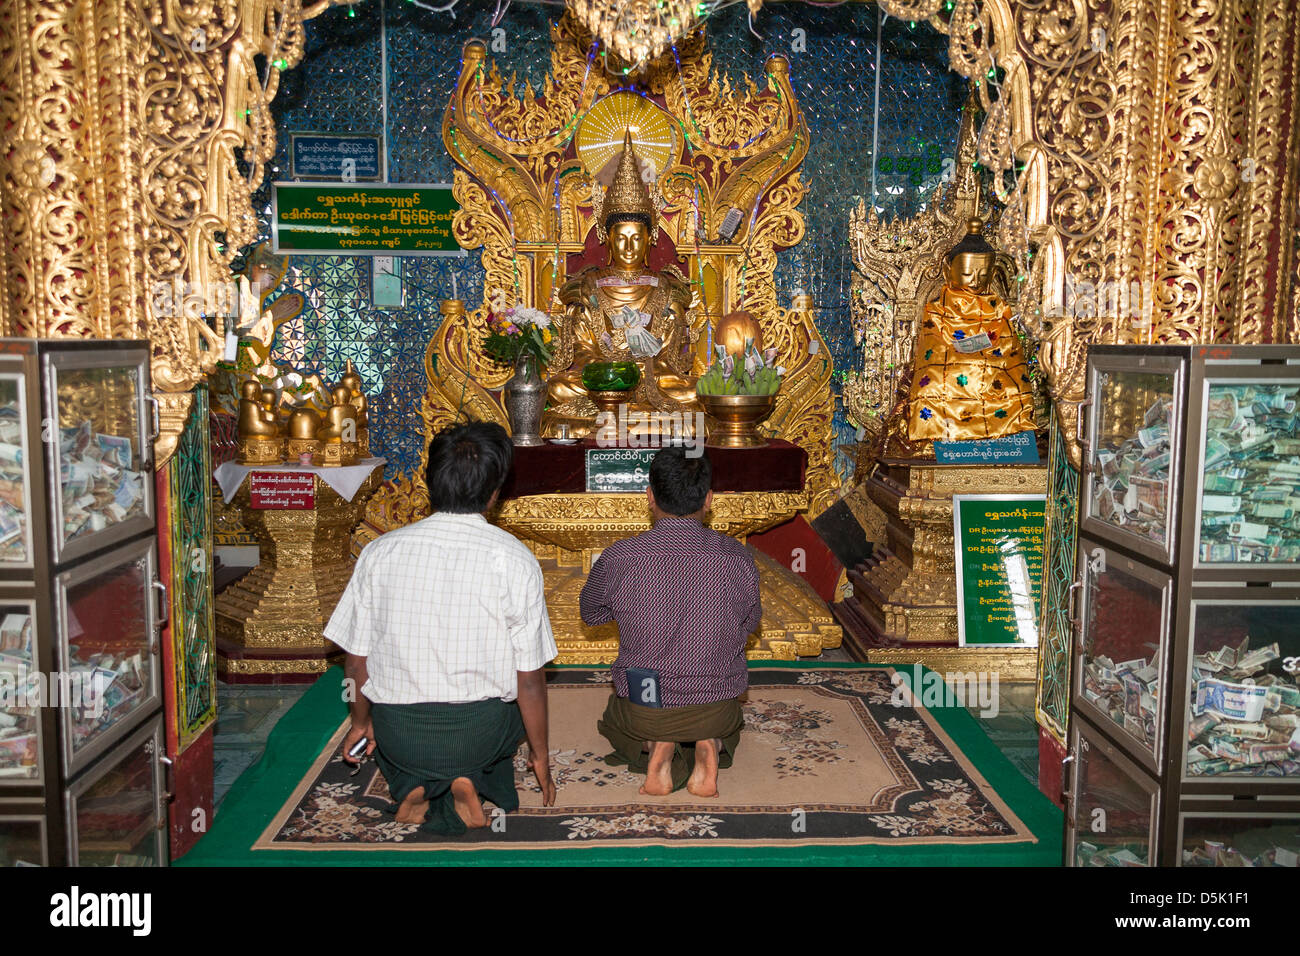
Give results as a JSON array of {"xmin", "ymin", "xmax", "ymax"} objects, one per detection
[{"xmin": 324, "ymin": 512, "xmax": 557, "ymax": 704}]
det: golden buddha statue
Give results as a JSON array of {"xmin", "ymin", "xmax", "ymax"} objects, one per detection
[
  {"xmin": 286, "ymin": 406, "xmax": 321, "ymax": 461},
  {"xmin": 237, "ymin": 380, "xmax": 284, "ymax": 464},
  {"xmin": 339, "ymin": 359, "xmax": 370, "ymax": 456},
  {"xmin": 904, "ymin": 218, "xmax": 1035, "ymax": 444},
  {"xmin": 547, "ymin": 132, "xmax": 697, "ymax": 422},
  {"xmin": 316, "ymin": 385, "xmax": 360, "ymax": 466},
  {"xmin": 258, "ymin": 387, "xmax": 285, "ymax": 436}
]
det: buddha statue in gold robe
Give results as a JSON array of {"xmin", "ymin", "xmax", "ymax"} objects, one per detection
[
  {"xmin": 547, "ymin": 133, "xmax": 697, "ymax": 421},
  {"xmin": 904, "ymin": 218, "xmax": 1035, "ymax": 444}
]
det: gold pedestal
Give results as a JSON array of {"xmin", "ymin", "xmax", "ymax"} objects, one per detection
[
  {"xmin": 215, "ymin": 467, "xmax": 383, "ymax": 682},
  {"xmin": 833, "ymin": 459, "xmax": 1046, "ymax": 681},
  {"xmin": 236, "ymin": 437, "xmax": 284, "ymax": 465},
  {"xmin": 494, "ymin": 491, "xmax": 841, "ymax": 662}
]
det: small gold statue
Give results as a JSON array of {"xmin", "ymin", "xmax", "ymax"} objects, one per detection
[
  {"xmin": 547, "ymin": 132, "xmax": 697, "ymax": 428},
  {"xmin": 339, "ymin": 360, "xmax": 370, "ymax": 457},
  {"xmin": 905, "ymin": 218, "xmax": 1035, "ymax": 443},
  {"xmin": 316, "ymin": 385, "xmax": 360, "ymax": 467},
  {"xmin": 236, "ymin": 380, "xmax": 284, "ymax": 464},
  {"xmin": 286, "ymin": 406, "xmax": 322, "ymax": 461}
]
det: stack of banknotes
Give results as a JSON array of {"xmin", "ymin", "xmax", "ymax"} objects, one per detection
[
  {"xmin": 1187, "ymin": 638, "xmax": 1299, "ymax": 777},
  {"xmin": 1075, "ymin": 842, "xmax": 1148, "ymax": 866},
  {"xmin": 67, "ymin": 650, "xmax": 148, "ymax": 750},
  {"xmin": 1182, "ymin": 839, "xmax": 1299, "ymax": 867},
  {"xmin": 58, "ymin": 421, "xmax": 144, "ymax": 542},
  {"xmin": 1198, "ymin": 383, "xmax": 1300, "ymax": 562},
  {"xmin": 0, "ymin": 613, "xmax": 36, "ymax": 779},
  {"xmin": 1082, "ymin": 653, "xmax": 1161, "ymax": 748},
  {"xmin": 0, "ymin": 399, "xmax": 26, "ymax": 562},
  {"xmin": 1090, "ymin": 395, "xmax": 1175, "ymax": 545}
]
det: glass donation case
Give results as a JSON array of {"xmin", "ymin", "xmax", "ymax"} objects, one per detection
[
  {"xmin": 1065, "ymin": 345, "xmax": 1300, "ymax": 867},
  {"xmin": 0, "ymin": 340, "xmax": 168, "ymax": 866}
]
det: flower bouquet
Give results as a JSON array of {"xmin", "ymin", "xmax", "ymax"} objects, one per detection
[
  {"xmin": 484, "ymin": 305, "xmax": 554, "ymax": 367},
  {"xmin": 485, "ymin": 305, "xmax": 554, "ymax": 447}
]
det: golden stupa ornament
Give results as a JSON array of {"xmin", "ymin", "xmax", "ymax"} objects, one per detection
[{"xmin": 593, "ymin": 130, "xmax": 659, "ymax": 244}]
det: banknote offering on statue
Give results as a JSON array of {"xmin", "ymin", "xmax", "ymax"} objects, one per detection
[
  {"xmin": 58, "ymin": 421, "xmax": 145, "ymax": 543},
  {"xmin": 1198, "ymin": 383, "xmax": 1300, "ymax": 562},
  {"xmin": 1187, "ymin": 638, "xmax": 1300, "ymax": 778}
]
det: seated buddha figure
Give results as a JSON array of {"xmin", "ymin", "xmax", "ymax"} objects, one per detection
[
  {"xmin": 547, "ymin": 132, "xmax": 697, "ymax": 419},
  {"xmin": 906, "ymin": 218, "xmax": 1035, "ymax": 444}
]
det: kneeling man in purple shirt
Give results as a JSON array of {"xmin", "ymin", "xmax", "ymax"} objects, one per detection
[{"xmin": 580, "ymin": 447, "xmax": 762, "ymax": 797}]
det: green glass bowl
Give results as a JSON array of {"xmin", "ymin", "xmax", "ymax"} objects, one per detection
[{"xmin": 581, "ymin": 361, "xmax": 640, "ymax": 392}]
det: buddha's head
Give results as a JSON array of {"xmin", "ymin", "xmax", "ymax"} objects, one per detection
[
  {"xmin": 240, "ymin": 380, "xmax": 261, "ymax": 402},
  {"xmin": 606, "ymin": 213, "xmax": 651, "ymax": 270},
  {"xmin": 944, "ymin": 217, "xmax": 996, "ymax": 293},
  {"xmin": 331, "ymin": 385, "xmax": 352, "ymax": 407},
  {"xmin": 259, "ymin": 387, "xmax": 276, "ymax": 408}
]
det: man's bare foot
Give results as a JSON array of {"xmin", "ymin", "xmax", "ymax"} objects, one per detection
[
  {"xmin": 395, "ymin": 786, "xmax": 429, "ymax": 824},
  {"xmin": 639, "ymin": 741, "xmax": 674, "ymax": 796},
  {"xmin": 687, "ymin": 738, "xmax": 720, "ymax": 798},
  {"xmin": 450, "ymin": 777, "xmax": 488, "ymax": 828}
]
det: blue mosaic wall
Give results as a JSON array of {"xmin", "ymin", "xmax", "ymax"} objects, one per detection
[{"xmin": 263, "ymin": 1, "xmax": 964, "ymax": 477}]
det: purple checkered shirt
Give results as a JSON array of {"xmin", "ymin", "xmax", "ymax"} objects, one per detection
[{"xmin": 579, "ymin": 516, "xmax": 761, "ymax": 707}]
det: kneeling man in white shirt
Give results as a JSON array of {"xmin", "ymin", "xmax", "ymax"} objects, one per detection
[{"xmin": 326, "ymin": 422, "xmax": 557, "ymax": 834}]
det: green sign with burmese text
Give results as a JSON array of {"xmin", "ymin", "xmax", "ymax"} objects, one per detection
[
  {"xmin": 952, "ymin": 495, "xmax": 1046, "ymax": 647},
  {"xmin": 585, "ymin": 448, "xmax": 658, "ymax": 494},
  {"xmin": 272, "ymin": 183, "xmax": 461, "ymax": 255}
]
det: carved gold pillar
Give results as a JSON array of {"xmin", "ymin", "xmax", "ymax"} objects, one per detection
[{"xmin": 0, "ymin": 0, "xmax": 353, "ymax": 467}]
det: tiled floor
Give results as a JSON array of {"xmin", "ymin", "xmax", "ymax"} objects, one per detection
[
  {"xmin": 213, "ymin": 683, "xmax": 309, "ymax": 813},
  {"xmin": 211, "ymin": 658, "xmax": 1042, "ymax": 814}
]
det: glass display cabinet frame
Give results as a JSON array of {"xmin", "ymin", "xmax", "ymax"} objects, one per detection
[
  {"xmin": 1065, "ymin": 716, "xmax": 1162, "ymax": 867},
  {"xmin": 63, "ymin": 715, "xmax": 167, "ymax": 867},
  {"xmin": 1171, "ymin": 587, "xmax": 1300, "ymax": 799},
  {"xmin": 1067, "ymin": 344, "xmax": 1300, "ymax": 866},
  {"xmin": 0, "ymin": 812, "xmax": 49, "ymax": 867},
  {"xmin": 1189, "ymin": 365, "xmax": 1300, "ymax": 575},
  {"xmin": 42, "ymin": 346, "xmax": 156, "ymax": 568},
  {"xmin": 1071, "ymin": 537, "xmax": 1174, "ymax": 778},
  {"xmin": 1173, "ymin": 800, "xmax": 1300, "ymax": 868},
  {"xmin": 0, "ymin": 339, "xmax": 167, "ymax": 866},
  {"xmin": 1078, "ymin": 350, "xmax": 1187, "ymax": 567},
  {"xmin": 53, "ymin": 537, "xmax": 164, "ymax": 778}
]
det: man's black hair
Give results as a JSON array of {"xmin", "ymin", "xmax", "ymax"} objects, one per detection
[
  {"xmin": 649, "ymin": 447, "xmax": 712, "ymax": 516},
  {"xmin": 425, "ymin": 421, "xmax": 513, "ymax": 514},
  {"xmin": 605, "ymin": 211, "xmax": 653, "ymax": 233}
]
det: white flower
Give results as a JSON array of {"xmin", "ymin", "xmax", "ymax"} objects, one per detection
[{"xmin": 508, "ymin": 306, "xmax": 551, "ymax": 329}]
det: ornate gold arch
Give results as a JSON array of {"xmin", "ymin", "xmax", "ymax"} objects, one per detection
[{"xmin": 360, "ymin": 15, "xmax": 839, "ymax": 540}]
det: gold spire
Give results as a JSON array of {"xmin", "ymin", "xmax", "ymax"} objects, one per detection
[{"xmin": 597, "ymin": 130, "xmax": 657, "ymax": 243}]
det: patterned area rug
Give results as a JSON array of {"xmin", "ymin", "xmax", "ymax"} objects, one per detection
[{"xmin": 255, "ymin": 668, "xmax": 1035, "ymax": 851}]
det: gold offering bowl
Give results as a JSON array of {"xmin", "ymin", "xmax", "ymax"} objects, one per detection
[
  {"xmin": 700, "ymin": 393, "xmax": 778, "ymax": 448},
  {"xmin": 589, "ymin": 389, "xmax": 633, "ymax": 416}
]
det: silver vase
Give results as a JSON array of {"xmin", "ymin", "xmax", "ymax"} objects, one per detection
[{"xmin": 503, "ymin": 351, "xmax": 546, "ymax": 446}]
